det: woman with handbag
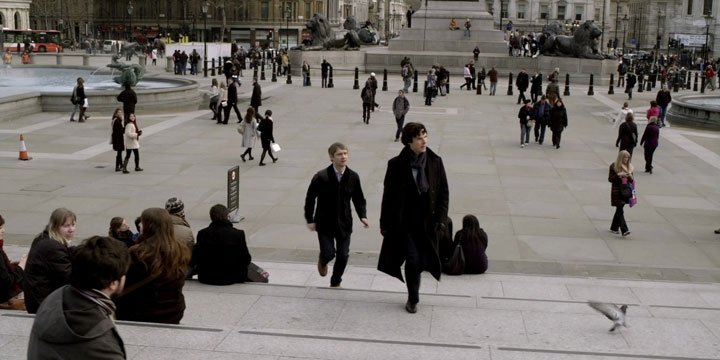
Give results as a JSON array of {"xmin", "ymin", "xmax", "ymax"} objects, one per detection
[
  {"xmin": 454, "ymin": 215, "xmax": 488, "ymax": 274},
  {"xmin": 239, "ymin": 107, "xmax": 259, "ymax": 162},
  {"xmin": 70, "ymin": 77, "xmax": 89, "ymax": 122},
  {"xmin": 256, "ymin": 109, "xmax": 278, "ymax": 166},
  {"xmin": 208, "ymin": 78, "xmax": 220, "ymax": 120},
  {"xmin": 609, "ymin": 150, "xmax": 634, "ymax": 237}
]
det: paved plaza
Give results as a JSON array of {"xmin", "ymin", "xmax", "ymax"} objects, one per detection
[{"xmin": 1, "ymin": 55, "xmax": 720, "ymax": 359}]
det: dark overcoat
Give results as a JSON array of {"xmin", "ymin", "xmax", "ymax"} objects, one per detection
[
  {"xmin": 23, "ymin": 231, "xmax": 72, "ymax": 314},
  {"xmin": 193, "ymin": 219, "xmax": 251, "ymax": 286},
  {"xmin": 616, "ymin": 121, "xmax": 638, "ymax": 149},
  {"xmin": 377, "ymin": 147, "xmax": 449, "ymax": 282},
  {"xmin": 304, "ymin": 165, "xmax": 367, "ymax": 239},
  {"xmin": 549, "ymin": 99, "xmax": 568, "ymax": 131},
  {"xmin": 608, "ymin": 163, "xmax": 634, "ymax": 207},
  {"xmin": 111, "ymin": 116, "xmax": 125, "ymax": 152},
  {"xmin": 251, "ymin": 83, "xmax": 262, "ymax": 107}
]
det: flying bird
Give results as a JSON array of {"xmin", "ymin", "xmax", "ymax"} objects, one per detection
[{"xmin": 587, "ymin": 301, "xmax": 628, "ymax": 332}]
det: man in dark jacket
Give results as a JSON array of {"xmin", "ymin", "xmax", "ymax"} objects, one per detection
[
  {"xmin": 251, "ymin": 77, "xmax": 262, "ymax": 119},
  {"xmin": 516, "ymin": 68, "xmax": 530, "ymax": 104},
  {"xmin": 305, "ymin": 142, "xmax": 368, "ymax": 287},
  {"xmin": 655, "ymin": 85, "xmax": 672, "ymax": 127},
  {"xmin": 549, "ymin": 96, "xmax": 568, "ymax": 149},
  {"xmin": 116, "ymin": 84, "xmax": 137, "ymax": 121},
  {"xmin": 378, "ymin": 123, "xmax": 449, "ymax": 314},
  {"xmin": 533, "ymin": 95, "xmax": 550, "ymax": 144},
  {"xmin": 27, "ymin": 236, "xmax": 129, "ymax": 360},
  {"xmin": 321, "ymin": 59, "xmax": 331, "ymax": 88},
  {"xmin": 193, "ymin": 204, "xmax": 252, "ymax": 285},
  {"xmin": 224, "ymin": 76, "xmax": 242, "ymax": 124}
]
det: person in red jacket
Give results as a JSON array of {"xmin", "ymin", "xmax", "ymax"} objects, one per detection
[{"xmin": 705, "ymin": 65, "xmax": 716, "ymax": 91}]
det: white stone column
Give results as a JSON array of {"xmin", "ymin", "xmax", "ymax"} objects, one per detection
[
  {"xmin": 508, "ymin": 0, "xmax": 517, "ymax": 21},
  {"xmin": 494, "ymin": 0, "xmax": 501, "ymax": 27}
]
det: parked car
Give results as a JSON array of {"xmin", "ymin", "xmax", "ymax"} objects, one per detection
[{"xmin": 103, "ymin": 40, "xmax": 122, "ymax": 54}]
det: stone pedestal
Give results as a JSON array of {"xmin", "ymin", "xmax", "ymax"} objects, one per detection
[{"xmin": 389, "ymin": 1, "xmax": 505, "ymax": 53}]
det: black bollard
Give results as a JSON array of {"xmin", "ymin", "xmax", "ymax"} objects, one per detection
[
  {"xmin": 253, "ymin": 67, "xmax": 258, "ymax": 79},
  {"xmin": 307, "ymin": 69, "xmax": 311, "ymax": 86},
  {"xmin": 210, "ymin": 58, "xmax": 216, "ymax": 76},
  {"xmin": 588, "ymin": 74, "xmax": 594, "ymax": 95},
  {"xmin": 686, "ymin": 73, "xmax": 691, "ymax": 89},
  {"xmin": 446, "ymin": 71, "xmax": 450, "ymax": 94},
  {"xmin": 328, "ymin": 65, "xmax": 334, "ymax": 88},
  {"xmin": 286, "ymin": 64, "xmax": 292, "ymax": 84},
  {"xmin": 701, "ymin": 75, "xmax": 706, "ymax": 94},
  {"xmin": 353, "ymin": 67, "xmax": 360, "ymax": 90},
  {"xmin": 476, "ymin": 75, "xmax": 482, "ymax": 95},
  {"xmin": 271, "ymin": 62, "xmax": 277, "ymax": 82},
  {"xmin": 609, "ymin": 74, "xmax": 615, "ymax": 94},
  {"xmin": 647, "ymin": 76, "xmax": 652, "ymax": 91},
  {"xmin": 260, "ymin": 60, "xmax": 266, "ymax": 80},
  {"xmin": 204, "ymin": 59, "xmax": 208, "ymax": 77},
  {"xmin": 382, "ymin": 69, "xmax": 388, "ymax": 91},
  {"xmin": 638, "ymin": 76, "xmax": 643, "ymax": 93},
  {"xmin": 651, "ymin": 71, "xmax": 657, "ymax": 88},
  {"xmin": 507, "ymin": 73, "xmax": 514, "ymax": 96},
  {"xmin": 673, "ymin": 73, "xmax": 679, "ymax": 92},
  {"xmin": 563, "ymin": 73, "xmax": 570, "ymax": 96},
  {"xmin": 694, "ymin": 72, "xmax": 699, "ymax": 91},
  {"xmin": 413, "ymin": 70, "xmax": 418, "ymax": 93}
]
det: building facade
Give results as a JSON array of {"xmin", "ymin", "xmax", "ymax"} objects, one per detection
[{"xmin": 0, "ymin": 0, "xmax": 31, "ymax": 30}]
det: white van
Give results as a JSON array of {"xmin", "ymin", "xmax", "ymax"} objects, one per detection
[{"xmin": 103, "ymin": 40, "xmax": 122, "ymax": 54}]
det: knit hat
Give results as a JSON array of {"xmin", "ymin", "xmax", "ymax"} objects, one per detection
[
  {"xmin": 370, "ymin": 72, "xmax": 376, "ymax": 77},
  {"xmin": 165, "ymin": 197, "xmax": 185, "ymax": 215}
]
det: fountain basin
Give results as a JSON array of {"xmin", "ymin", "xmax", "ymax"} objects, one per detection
[
  {"xmin": 0, "ymin": 66, "xmax": 201, "ymax": 121},
  {"xmin": 666, "ymin": 94, "xmax": 720, "ymax": 130}
]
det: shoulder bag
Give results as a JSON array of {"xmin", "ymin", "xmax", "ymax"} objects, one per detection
[{"xmin": 443, "ymin": 234, "xmax": 465, "ymax": 276}]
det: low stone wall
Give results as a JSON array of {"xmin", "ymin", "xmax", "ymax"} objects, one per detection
[
  {"xmin": 667, "ymin": 95, "xmax": 720, "ymax": 130},
  {"xmin": 0, "ymin": 93, "xmax": 43, "ymax": 122}
]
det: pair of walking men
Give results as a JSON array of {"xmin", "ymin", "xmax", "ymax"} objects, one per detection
[{"xmin": 304, "ymin": 122, "xmax": 449, "ymax": 313}]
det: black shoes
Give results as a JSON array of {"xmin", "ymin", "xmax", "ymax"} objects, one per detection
[
  {"xmin": 622, "ymin": 231, "xmax": 631, "ymax": 237},
  {"xmin": 272, "ymin": 157, "xmax": 278, "ymax": 163},
  {"xmin": 258, "ymin": 163, "xmax": 266, "ymax": 166},
  {"xmin": 405, "ymin": 301, "xmax": 417, "ymax": 314},
  {"xmin": 241, "ymin": 155, "xmax": 246, "ymax": 162},
  {"xmin": 714, "ymin": 228, "xmax": 720, "ymax": 234},
  {"xmin": 135, "ymin": 167, "xmax": 143, "ymax": 172}
]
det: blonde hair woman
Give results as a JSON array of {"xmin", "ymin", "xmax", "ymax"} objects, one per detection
[
  {"xmin": 217, "ymin": 81, "xmax": 228, "ymax": 124},
  {"xmin": 608, "ymin": 150, "xmax": 634, "ymax": 237},
  {"xmin": 23, "ymin": 208, "xmax": 77, "ymax": 313}
]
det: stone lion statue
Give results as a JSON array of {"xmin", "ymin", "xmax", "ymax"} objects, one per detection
[
  {"xmin": 299, "ymin": 14, "xmax": 359, "ymax": 50},
  {"xmin": 343, "ymin": 16, "xmax": 380, "ymax": 45},
  {"xmin": 542, "ymin": 21, "xmax": 604, "ymax": 59}
]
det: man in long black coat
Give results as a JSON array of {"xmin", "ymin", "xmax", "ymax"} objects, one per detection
[
  {"xmin": 250, "ymin": 78, "xmax": 262, "ymax": 119},
  {"xmin": 549, "ymin": 97, "xmax": 568, "ymax": 149},
  {"xmin": 116, "ymin": 84, "xmax": 137, "ymax": 121},
  {"xmin": 192, "ymin": 204, "xmax": 252, "ymax": 285},
  {"xmin": 516, "ymin": 68, "xmax": 530, "ymax": 104},
  {"xmin": 224, "ymin": 76, "xmax": 242, "ymax": 124},
  {"xmin": 378, "ymin": 122, "xmax": 449, "ymax": 314},
  {"xmin": 304, "ymin": 142, "xmax": 368, "ymax": 287}
]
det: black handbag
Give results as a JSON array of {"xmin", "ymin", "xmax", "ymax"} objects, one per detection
[
  {"xmin": 442, "ymin": 231, "xmax": 465, "ymax": 276},
  {"xmin": 620, "ymin": 183, "xmax": 633, "ymax": 200}
]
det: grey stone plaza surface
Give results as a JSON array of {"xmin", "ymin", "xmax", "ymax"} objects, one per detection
[{"xmin": 1, "ymin": 54, "xmax": 720, "ymax": 358}]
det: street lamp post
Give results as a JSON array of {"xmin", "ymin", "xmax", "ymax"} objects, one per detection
[
  {"xmin": 127, "ymin": 1, "xmax": 134, "ymax": 41},
  {"xmin": 614, "ymin": 0, "xmax": 620, "ymax": 49},
  {"xmin": 285, "ymin": 8, "xmax": 291, "ymax": 50},
  {"xmin": 656, "ymin": 10, "xmax": 664, "ymax": 63},
  {"xmin": 634, "ymin": 16, "xmax": 640, "ymax": 50},
  {"xmin": 705, "ymin": 14, "xmax": 713, "ymax": 63},
  {"xmin": 622, "ymin": 15, "xmax": 628, "ymax": 52},
  {"xmin": 202, "ymin": 0, "xmax": 208, "ymax": 77}
]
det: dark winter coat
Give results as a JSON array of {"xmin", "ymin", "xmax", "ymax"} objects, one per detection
[
  {"xmin": 640, "ymin": 122, "xmax": 660, "ymax": 149},
  {"xmin": 531, "ymin": 74, "xmax": 543, "ymax": 94},
  {"xmin": 616, "ymin": 121, "xmax": 638, "ymax": 149},
  {"xmin": 257, "ymin": 117, "xmax": 275, "ymax": 150},
  {"xmin": 193, "ymin": 219, "xmax": 252, "ymax": 286},
  {"xmin": 227, "ymin": 82, "xmax": 238, "ymax": 105},
  {"xmin": 23, "ymin": 231, "xmax": 72, "ymax": 314},
  {"xmin": 516, "ymin": 71, "xmax": 529, "ymax": 91},
  {"xmin": 518, "ymin": 104, "xmax": 533, "ymax": 125},
  {"xmin": 27, "ymin": 285, "xmax": 125, "ymax": 360},
  {"xmin": 549, "ymin": 98, "xmax": 568, "ymax": 131},
  {"xmin": 378, "ymin": 146, "xmax": 449, "ymax": 282},
  {"xmin": 0, "ymin": 244, "xmax": 23, "ymax": 303},
  {"xmin": 656, "ymin": 90, "xmax": 672, "ymax": 107},
  {"xmin": 116, "ymin": 88, "xmax": 137, "ymax": 117},
  {"xmin": 609, "ymin": 164, "xmax": 634, "ymax": 207},
  {"xmin": 626, "ymin": 74, "xmax": 637, "ymax": 92},
  {"xmin": 251, "ymin": 83, "xmax": 262, "ymax": 108},
  {"xmin": 111, "ymin": 116, "xmax": 125, "ymax": 152},
  {"xmin": 533, "ymin": 100, "xmax": 550, "ymax": 125},
  {"xmin": 304, "ymin": 165, "xmax": 367, "ymax": 239},
  {"xmin": 454, "ymin": 229, "xmax": 488, "ymax": 274},
  {"xmin": 116, "ymin": 249, "xmax": 186, "ymax": 324}
]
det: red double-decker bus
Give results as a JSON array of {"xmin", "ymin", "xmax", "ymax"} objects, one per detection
[{"xmin": 2, "ymin": 29, "xmax": 63, "ymax": 53}]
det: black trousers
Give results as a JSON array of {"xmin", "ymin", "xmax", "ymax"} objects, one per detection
[
  {"xmin": 362, "ymin": 103, "xmax": 372, "ymax": 122},
  {"xmin": 551, "ymin": 129, "xmax": 563, "ymax": 147},
  {"xmin": 404, "ymin": 234, "xmax": 423, "ymax": 305},
  {"xmin": 620, "ymin": 145, "xmax": 635, "ymax": 157},
  {"xmin": 115, "ymin": 150, "xmax": 123, "ymax": 169},
  {"xmin": 517, "ymin": 90, "xmax": 527, "ymax": 104},
  {"xmin": 123, "ymin": 149, "xmax": 139, "ymax": 168},
  {"xmin": 644, "ymin": 145, "xmax": 657, "ymax": 171},
  {"xmin": 611, "ymin": 204, "xmax": 628, "ymax": 233},
  {"xmin": 318, "ymin": 232, "xmax": 351, "ymax": 286}
]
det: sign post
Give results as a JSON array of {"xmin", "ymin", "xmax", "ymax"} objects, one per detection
[{"xmin": 227, "ymin": 165, "xmax": 244, "ymax": 223}]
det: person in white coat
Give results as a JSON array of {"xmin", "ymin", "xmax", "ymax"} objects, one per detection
[
  {"xmin": 122, "ymin": 113, "xmax": 142, "ymax": 173},
  {"xmin": 239, "ymin": 107, "xmax": 259, "ymax": 162}
]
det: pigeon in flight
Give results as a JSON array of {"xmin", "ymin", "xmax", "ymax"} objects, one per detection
[{"xmin": 587, "ymin": 301, "xmax": 628, "ymax": 332}]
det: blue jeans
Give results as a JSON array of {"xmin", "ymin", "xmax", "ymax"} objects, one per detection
[
  {"xmin": 403, "ymin": 77, "xmax": 412, "ymax": 93},
  {"xmin": 490, "ymin": 82, "xmax": 497, "ymax": 95},
  {"xmin": 659, "ymin": 105, "xmax": 668, "ymax": 125},
  {"xmin": 520, "ymin": 124, "xmax": 530, "ymax": 144},
  {"xmin": 534, "ymin": 122, "xmax": 547, "ymax": 144},
  {"xmin": 318, "ymin": 232, "xmax": 351, "ymax": 286}
]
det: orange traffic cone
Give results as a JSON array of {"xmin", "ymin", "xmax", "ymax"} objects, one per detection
[{"xmin": 19, "ymin": 134, "xmax": 32, "ymax": 161}]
